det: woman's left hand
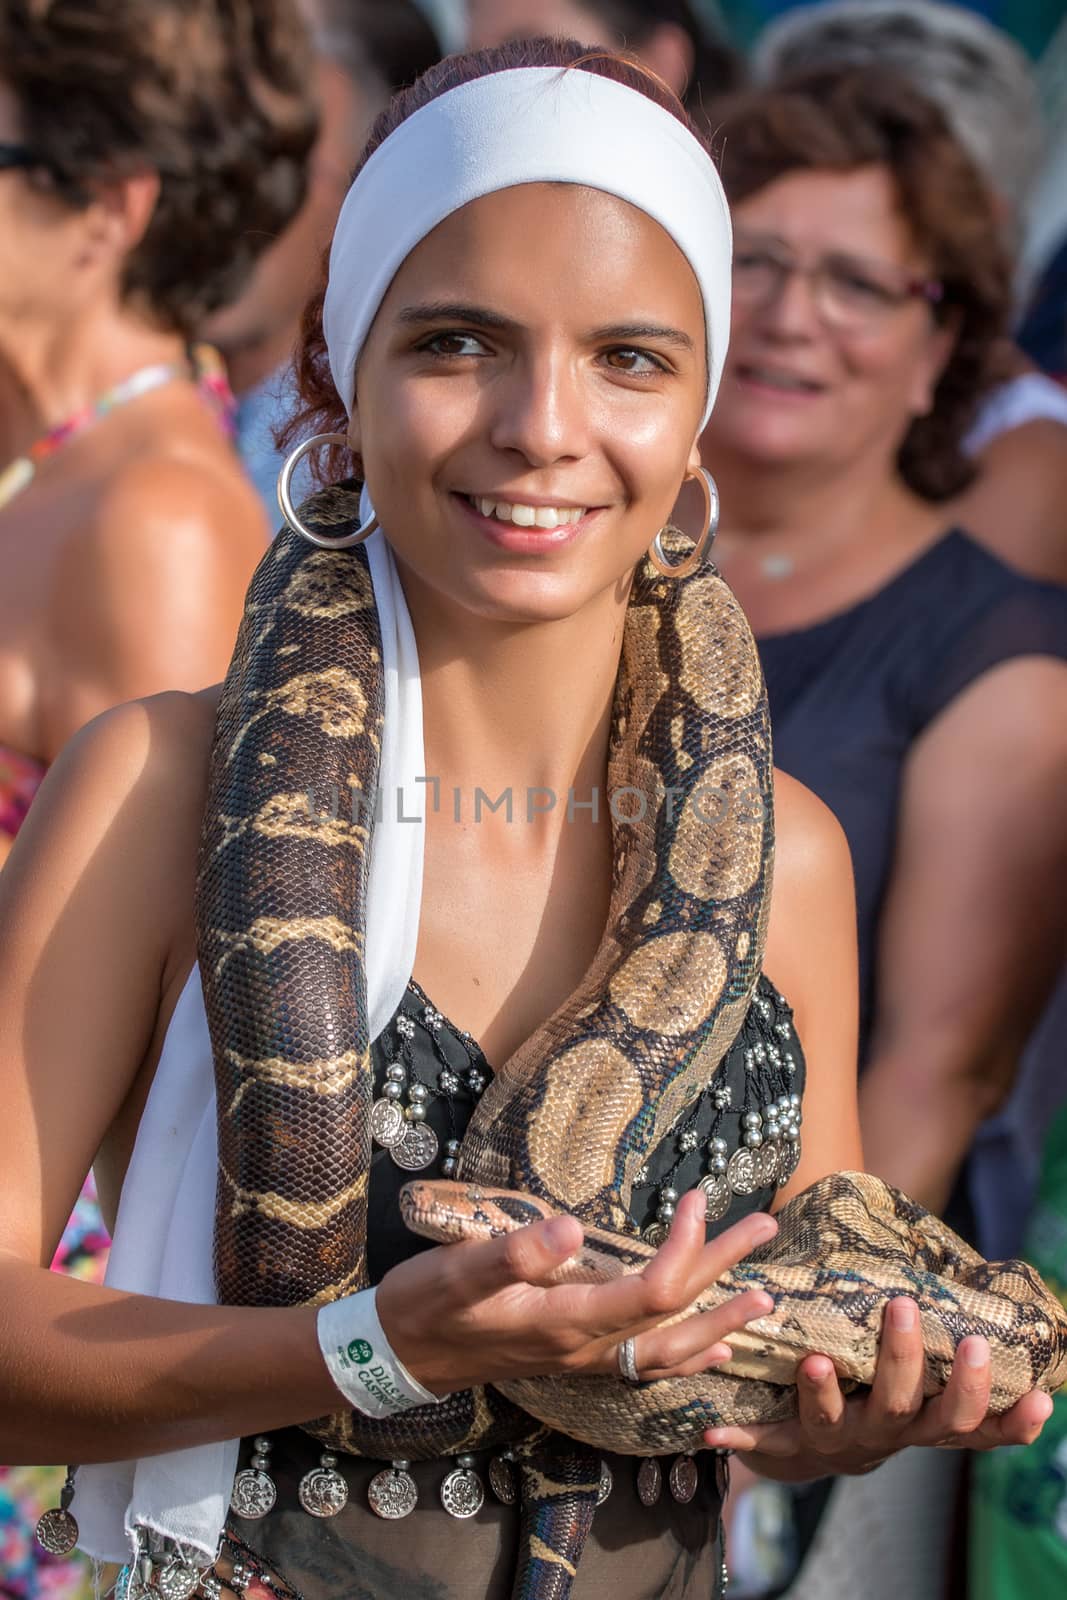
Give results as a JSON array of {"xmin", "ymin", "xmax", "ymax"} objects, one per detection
[{"xmin": 703, "ymin": 1295, "xmax": 1053, "ymax": 1478}]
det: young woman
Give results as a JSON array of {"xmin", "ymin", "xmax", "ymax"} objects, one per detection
[{"xmin": 0, "ymin": 39, "xmax": 1049, "ymax": 1600}]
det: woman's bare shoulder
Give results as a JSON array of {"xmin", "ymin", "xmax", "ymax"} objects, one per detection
[
  {"xmin": 764, "ymin": 769, "xmax": 855, "ymax": 1002},
  {"xmin": 3, "ymin": 686, "xmax": 221, "ymax": 970},
  {"xmin": 52, "ymin": 684, "xmax": 221, "ymax": 818},
  {"xmin": 771, "ymin": 769, "xmax": 852, "ymax": 890}
]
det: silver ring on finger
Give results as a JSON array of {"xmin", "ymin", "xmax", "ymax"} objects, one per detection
[{"xmin": 617, "ymin": 1337, "xmax": 641, "ymax": 1385}]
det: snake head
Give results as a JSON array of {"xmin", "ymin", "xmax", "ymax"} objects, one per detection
[{"xmin": 399, "ymin": 1179, "xmax": 563, "ymax": 1245}]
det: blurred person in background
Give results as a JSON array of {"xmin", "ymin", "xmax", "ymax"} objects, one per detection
[
  {"xmin": 0, "ymin": 1, "xmax": 317, "ymax": 1593},
  {"xmin": 464, "ymin": 0, "xmax": 744, "ymax": 119},
  {"xmin": 753, "ymin": 0, "xmax": 1067, "ymax": 587},
  {"xmin": 750, "ymin": 21, "xmax": 1067, "ymax": 1575},
  {"xmin": 205, "ymin": 0, "xmax": 440, "ymax": 523},
  {"xmin": 700, "ymin": 68, "xmax": 1067, "ymax": 1600}
]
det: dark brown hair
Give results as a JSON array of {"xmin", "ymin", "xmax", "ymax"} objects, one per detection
[
  {"xmin": 558, "ymin": 0, "xmax": 744, "ymax": 117},
  {"xmin": 0, "ymin": 0, "xmax": 320, "ymax": 335},
  {"xmin": 311, "ymin": 0, "xmax": 442, "ymax": 102},
  {"xmin": 285, "ymin": 35, "xmax": 703, "ymax": 474},
  {"xmin": 710, "ymin": 67, "xmax": 1013, "ymax": 500}
]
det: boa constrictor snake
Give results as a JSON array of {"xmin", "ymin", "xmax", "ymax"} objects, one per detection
[{"xmin": 197, "ymin": 484, "xmax": 1067, "ymax": 1600}]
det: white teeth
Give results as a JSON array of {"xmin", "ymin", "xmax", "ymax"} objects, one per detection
[{"xmin": 470, "ymin": 496, "xmax": 586, "ymax": 526}]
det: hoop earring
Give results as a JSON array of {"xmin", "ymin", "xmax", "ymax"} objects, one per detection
[
  {"xmin": 276, "ymin": 432, "xmax": 379, "ymax": 549},
  {"xmin": 649, "ymin": 467, "xmax": 720, "ymax": 579}
]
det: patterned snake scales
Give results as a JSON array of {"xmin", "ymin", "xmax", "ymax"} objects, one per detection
[{"xmin": 197, "ymin": 485, "xmax": 1067, "ymax": 1599}]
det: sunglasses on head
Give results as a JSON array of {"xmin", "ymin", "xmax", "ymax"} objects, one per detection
[
  {"xmin": 0, "ymin": 142, "xmax": 89, "ymax": 204},
  {"xmin": 0, "ymin": 141, "xmax": 45, "ymax": 173}
]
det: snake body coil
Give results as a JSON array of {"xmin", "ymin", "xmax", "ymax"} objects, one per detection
[{"xmin": 196, "ymin": 486, "xmax": 1067, "ymax": 1599}]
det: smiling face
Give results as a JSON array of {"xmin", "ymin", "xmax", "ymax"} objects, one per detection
[
  {"xmin": 708, "ymin": 165, "xmax": 955, "ymax": 480},
  {"xmin": 347, "ymin": 182, "xmax": 707, "ymax": 624}
]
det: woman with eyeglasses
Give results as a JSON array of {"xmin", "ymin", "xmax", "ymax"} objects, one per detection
[
  {"xmin": 0, "ymin": 3, "xmax": 318, "ymax": 1594},
  {"xmin": 700, "ymin": 67, "xmax": 1067, "ymax": 1598}
]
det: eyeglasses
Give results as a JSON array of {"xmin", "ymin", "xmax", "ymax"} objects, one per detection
[
  {"xmin": 732, "ymin": 230, "xmax": 944, "ymax": 331},
  {"xmin": 0, "ymin": 142, "xmax": 88, "ymax": 204},
  {"xmin": 0, "ymin": 142, "xmax": 44, "ymax": 175}
]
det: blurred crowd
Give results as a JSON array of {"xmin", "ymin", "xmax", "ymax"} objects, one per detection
[{"xmin": 0, "ymin": 3, "xmax": 1064, "ymax": 1598}]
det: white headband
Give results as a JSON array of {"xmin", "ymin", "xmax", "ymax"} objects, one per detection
[{"xmin": 322, "ymin": 66, "xmax": 732, "ymax": 432}]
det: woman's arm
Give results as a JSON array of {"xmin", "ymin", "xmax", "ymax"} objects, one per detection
[
  {"xmin": 952, "ymin": 423, "xmax": 1067, "ymax": 586},
  {"xmin": 860, "ymin": 656, "xmax": 1067, "ymax": 1214},
  {"xmin": 39, "ymin": 457, "xmax": 268, "ymax": 760},
  {"xmin": 0, "ymin": 695, "xmax": 776, "ymax": 1462},
  {"xmin": 763, "ymin": 770, "xmax": 863, "ymax": 1206},
  {"xmin": 0, "ymin": 691, "xmax": 340, "ymax": 1462}
]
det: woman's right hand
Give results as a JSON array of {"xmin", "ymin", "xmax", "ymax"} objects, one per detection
[{"xmin": 375, "ymin": 1188, "xmax": 777, "ymax": 1394}]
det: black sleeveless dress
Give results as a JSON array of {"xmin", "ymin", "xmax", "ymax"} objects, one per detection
[
  {"xmin": 760, "ymin": 530, "xmax": 1067, "ymax": 1068},
  {"xmin": 225, "ymin": 974, "xmax": 806, "ymax": 1600}
]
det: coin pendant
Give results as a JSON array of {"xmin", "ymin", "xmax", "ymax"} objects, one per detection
[
  {"xmin": 637, "ymin": 1457, "xmax": 662, "ymax": 1507},
  {"xmin": 35, "ymin": 1507, "xmax": 79, "ymax": 1557},
  {"xmin": 230, "ymin": 1466, "xmax": 277, "ymax": 1521},
  {"xmin": 439, "ymin": 1466, "xmax": 485, "ymax": 1519},
  {"xmin": 777, "ymin": 1139, "xmax": 801, "ymax": 1187},
  {"xmin": 597, "ymin": 1460, "xmax": 614, "ymax": 1507},
  {"xmin": 298, "ymin": 1464, "xmax": 350, "ymax": 1518},
  {"xmin": 698, "ymin": 1173, "xmax": 731, "ymax": 1224},
  {"xmin": 367, "ymin": 1467, "xmax": 418, "ymax": 1520},
  {"xmin": 641, "ymin": 1221, "xmax": 669, "ymax": 1248},
  {"xmin": 370, "ymin": 1098, "xmax": 406, "ymax": 1149},
  {"xmin": 488, "ymin": 1456, "xmax": 518, "ymax": 1506},
  {"xmin": 727, "ymin": 1146, "xmax": 760, "ymax": 1196},
  {"xmin": 391, "ymin": 1120, "xmax": 440, "ymax": 1172},
  {"xmin": 758, "ymin": 1140, "xmax": 780, "ymax": 1188},
  {"xmin": 669, "ymin": 1455, "xmax": 699, "ymax": 1504},
  {"xmin": 155, "ymin": 1561, "xmax": 201, "ymax": 1600}
]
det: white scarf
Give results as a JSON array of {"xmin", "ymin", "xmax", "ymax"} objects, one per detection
[{"xmin": 76, "ymin": 521, "xmax": 425, "ymax": 1564}]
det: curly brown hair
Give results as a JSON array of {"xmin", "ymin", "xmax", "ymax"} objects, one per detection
[
  {"xmin": 709, "ymin": 67, "xmax": 1013, "ymax": 500},
  {"xmin": 0, "ymin": 0, "xmax": 320, "ymax": 336},
  {"xmin": 283, "ymin": 35, "xmax": 704, "ymax": 482}
]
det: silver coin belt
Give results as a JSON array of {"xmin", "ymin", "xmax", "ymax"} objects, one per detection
[
  {"xmin": 632, "ymin": 982, "xmax": 804, "ymax": 1242},
  {"xmin": 99, "ymin": 1452, "xmax": 721, "ymax": 1597},
  {"xmin": 40, "ymin": 1454, "xmax": 726, "ymax": 1600},
  {"xmin": 227, "ymin": 1440, "xmax": 718, "ymax": 1527}
]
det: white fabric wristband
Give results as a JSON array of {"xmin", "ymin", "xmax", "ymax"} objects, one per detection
[{"xmin": 316, "ymin": 1288, "xmax": 442, "ymax": 1417}]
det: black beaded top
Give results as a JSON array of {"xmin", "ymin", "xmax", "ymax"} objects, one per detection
[{"xmin": 366, "ymin": 973, "xmax": 807, "ymax": 1283}]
